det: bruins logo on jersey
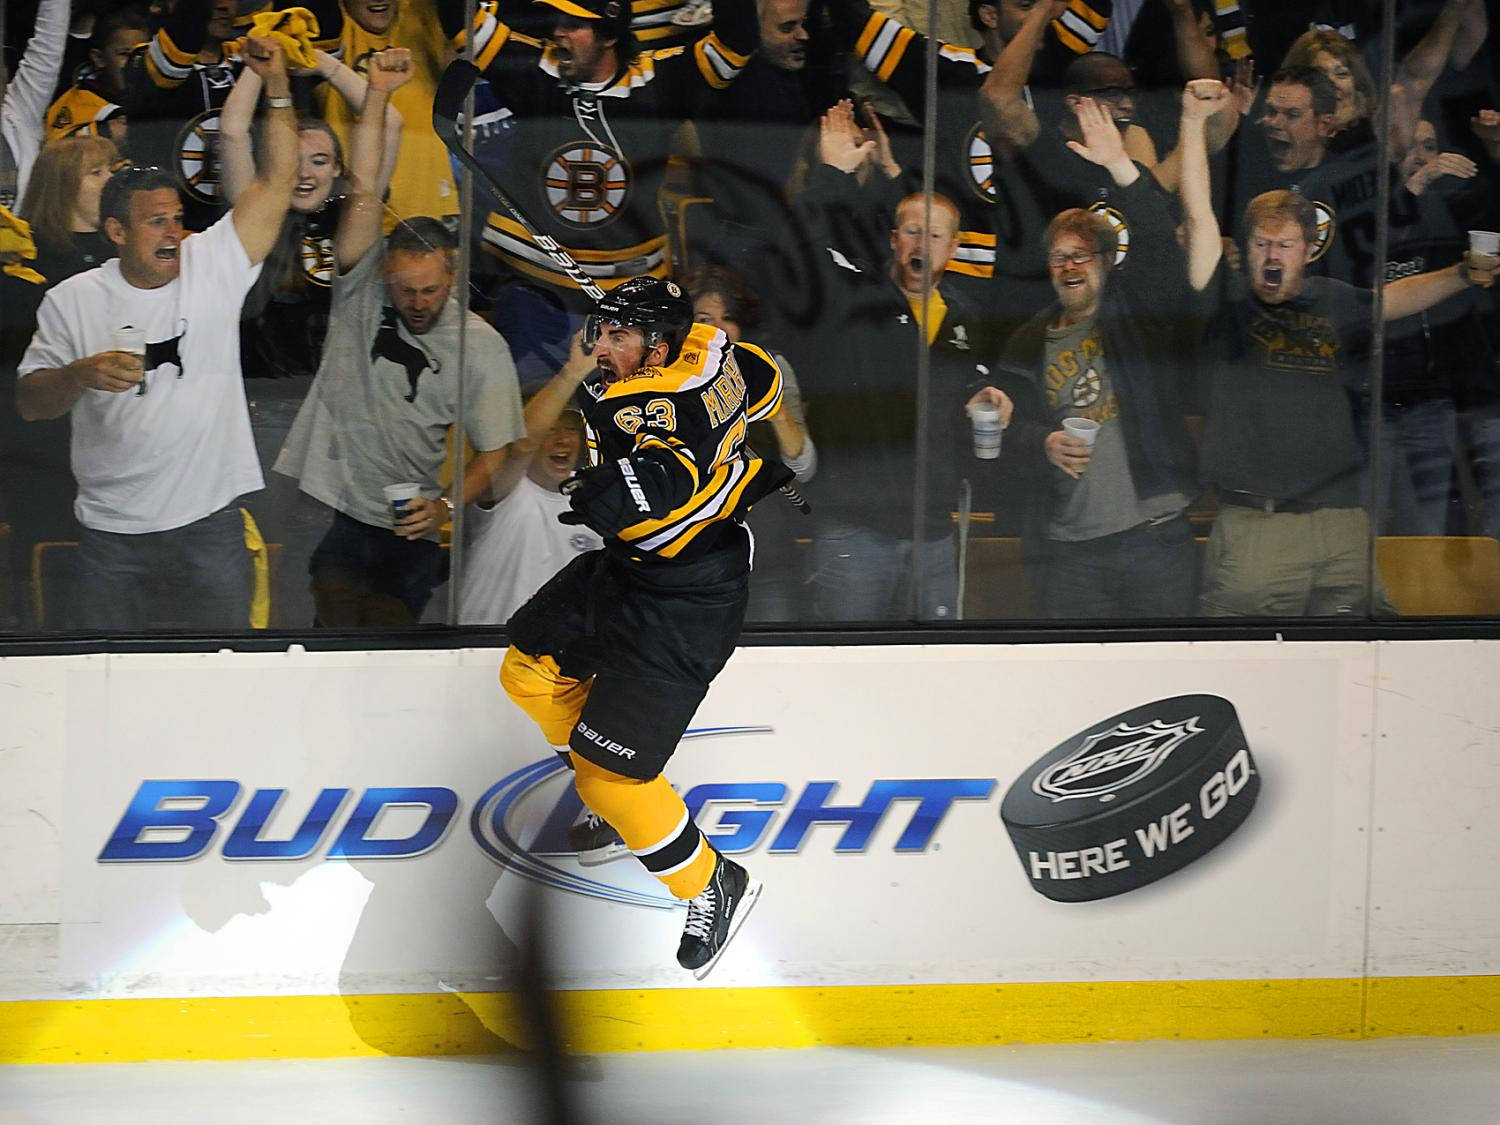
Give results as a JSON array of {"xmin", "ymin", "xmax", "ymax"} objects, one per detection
[
  {"xmin": 1309, "ymin": 200, "xmax": 1335, "ymax": 262},
  {"xmin": 542, "ymin": 141, "xmax": 630, "ymax": 228},
  {"xmin": 300, "ymin": 233, "xmax": 335, "ymax": 287},
  {"xmin": 1087, "ymin": 203, "xmax": 1131, "ymax": 266},
  {"xmin": 176, "ymin": 110, "xmax": 223, "ymax": 203},
  {"xmin": 964, "ymin": 123, "xmax": 997, "ymax": 203}
]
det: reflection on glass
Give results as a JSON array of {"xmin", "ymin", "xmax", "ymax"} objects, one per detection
[{"xmin": 3, "ymin": 0, "xmax": 1500, "ymax": 636}]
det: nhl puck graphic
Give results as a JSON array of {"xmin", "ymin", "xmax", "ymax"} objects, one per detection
[{"xmin": 1001, "ymin": 695, "xmax": 1259, "ymax": 902}]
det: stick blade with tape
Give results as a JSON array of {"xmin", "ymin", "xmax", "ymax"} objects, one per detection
[{"xmin": 431, "ymin": 58, "xmax": 481, "ymax": 144}]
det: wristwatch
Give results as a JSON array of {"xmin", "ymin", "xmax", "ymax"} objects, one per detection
[{"xmin": 265, "ymin": 95, "xmax": 294, "ymax": 109}]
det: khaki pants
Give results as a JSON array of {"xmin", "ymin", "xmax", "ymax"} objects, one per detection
[{"xmin": 1198, "ymin": 505, "xmax": 1396, "ymax": 617}]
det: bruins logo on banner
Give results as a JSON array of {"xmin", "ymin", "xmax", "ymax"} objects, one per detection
[
  {"xmin": 300, "ymin": 234, "xmax": 335, "ymax": 287},
  {"xmin": 176, "ymin": 110, "xmax": 223, "ymax": 203},
  {"xmin": 964, "ymin": 123, "xmax": 996, "ymax": 203},
  {"xmin": 1087, "ymin": 203, "xmax": 1130, "ymax": 266},
  {"xmin": 542, "ymin": 142, "xmax": 629, "ymax": 228},
  {"xmin": 1309, "ymin": 200, "xmax": 1335, "ymax": 262}
]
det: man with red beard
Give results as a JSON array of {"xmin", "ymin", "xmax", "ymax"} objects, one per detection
[{"xmin": 1178, "ymin": 78, "xmax": 1500, "ymax": 617}]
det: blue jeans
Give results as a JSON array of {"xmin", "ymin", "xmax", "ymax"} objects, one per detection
[
  {"xmin": 309, "ymin": 510, "xmax": 448, "ymax": 627},
  {"xmin": 70, "ymin": 505, "xmax": 252, "ymax": 631},
  {"xmin": 1042, "ymin": 513, "xmax": 1198, "ymax": 620},
  {"xmin": 805, "ymin": 521, "xmax": 958, "ymax": 622},
  {"xmin": 1467, "ymin": 407, "xmax": 1500, "ymax": 541}
]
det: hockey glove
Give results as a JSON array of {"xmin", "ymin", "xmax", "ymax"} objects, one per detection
[{"xmin": 559, "ymin": 456, "xmax": 676, "ymax": 536}]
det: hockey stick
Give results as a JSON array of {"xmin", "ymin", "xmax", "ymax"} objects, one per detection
[
  {"xmin": 432, "ymin": 59, "xmax": 608, "ymax": 303},
  {"xmin": 432, "ymin": 59, "xmax": 809, "ymax": 515}
]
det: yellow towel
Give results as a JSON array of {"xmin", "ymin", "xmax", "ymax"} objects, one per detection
[
  {"xmin": 234, "ymin": 7, "xmax": 322, "ymax": 71},
  {"xmin": 240, "ymin": 508, "xmax": 272, "ymax": 629},
  {"xmin": 0, "ymin": 205, "xmax": 45, "ymax": 285}
]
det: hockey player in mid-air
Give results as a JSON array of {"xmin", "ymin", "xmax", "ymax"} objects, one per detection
[{"xmin": 498, "ymin": 276, "xmax": 787, "ymax": 978}]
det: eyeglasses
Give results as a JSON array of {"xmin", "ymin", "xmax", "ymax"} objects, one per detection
[{"xmin": 1047, "ymin": 251, "xmax": 1098, "ymax": 268}]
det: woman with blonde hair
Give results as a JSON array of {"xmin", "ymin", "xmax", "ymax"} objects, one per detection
[
  {"xmin": 1282, "ymin": 29, "xmax": 1378, "ymax": 150},
  {"xmin": 2, "ymin": 135, "xmax": 119, "ymax": 629},
  {"xmin": 16, "ymin": 134, "xmax": 119, "ymax": 281}
]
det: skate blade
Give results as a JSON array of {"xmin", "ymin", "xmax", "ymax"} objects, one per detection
[
  {"xmin": 692, "ymin": 877, "xmax": 763, "ymax": 981},
  {"xmin": 576, "ymin": 841, "xmax": 631, "ymax": 867}
]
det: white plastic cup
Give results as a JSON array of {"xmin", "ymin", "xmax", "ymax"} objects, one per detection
[
  {"xmin": 969, "ymin": 402, "xmax": 1003, "ymax": 460},
  {"xmin": 113, "ymin": 326, "xmax": 147, "ymax": 396},
  {"xmin": 1469, "ymin": 230, "xmax": 1500, "ymax": 256},
  {"xmin": 382, "ymin": 482, "xmax": 423, "ymax": 525},
  {"xmin": 112, "ymin": 326, "xmax": 145, "ymax": 357},
  {"xmin": 1062, "ymin": 417, "xmax": 1101, "ymax": 447}
]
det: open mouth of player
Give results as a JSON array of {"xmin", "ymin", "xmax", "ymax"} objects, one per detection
[
  {"xmin": 1062, "ymin": 275, "xmax": 1087, "ymax": 290},
  {"xmin": 155, "ymin": 245, "xmax": 178, "ymax": 263},
  {"xmin": 546, "ymin": 447, "xmax": 575, "ymax": 470},
  {"xmin": 364, "ymin": 1, "xmax": 391, "ymax": 20},
  {"xmin": 1266, "ymin": 136, "xmax": 1291, "ymax": 162},
  {"xmin": 1260, "ymin": 264, "xmax": 1284, "ymax": 292}
]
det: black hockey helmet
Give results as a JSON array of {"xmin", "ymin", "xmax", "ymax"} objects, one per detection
[{"xmin": 582, "ymin": 276, "xmax": 694, "ymax": 363}]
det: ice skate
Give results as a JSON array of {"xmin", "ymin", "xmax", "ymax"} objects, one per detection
[
  {"xmin": 568, "ymin": 807, "xmax": 629, "ymax": 866},
  {"xmin": 676, "ymin": 854, "xmax": 762, "ymax": 980}
]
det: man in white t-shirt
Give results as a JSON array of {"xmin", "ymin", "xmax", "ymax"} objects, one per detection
[
  {"xmin": 16, "ymin": 38, "xmax": 299, "ymax": 631},
  {"xmin": 458, "ymin": 405, "xmax": 602, "ymax": 625}
]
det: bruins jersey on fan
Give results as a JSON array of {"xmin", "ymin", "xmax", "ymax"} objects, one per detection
[
  {"xmin": 447, "ymin": 0, "xmax": 755, "ymax": 300},
  {"xmin": 582, "ymin": 322, "xmax": 782, "ymax": 560},
  {"xmin": 841, "ymin": 0, "xmax": 1107, "ymax": 282}
]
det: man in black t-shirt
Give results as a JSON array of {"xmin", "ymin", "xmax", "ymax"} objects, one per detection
[{"xmin": 1177, "ymin": 81, "xmax": 1499, "ymax": 617}]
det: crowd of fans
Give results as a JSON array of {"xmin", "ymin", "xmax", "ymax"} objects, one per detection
[{"xmin": 0, "ymin": 0, "xmax": 1497, "ymax": 631}]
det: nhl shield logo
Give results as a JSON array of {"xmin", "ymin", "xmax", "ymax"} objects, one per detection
[{"xmin": 1032, "ymin": 715, "xmax": 1205, "ymax": 803}]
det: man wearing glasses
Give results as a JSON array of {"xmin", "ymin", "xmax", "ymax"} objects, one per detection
[
  {"xmin": 973, "ymin": 97, "xmax": 1201, "ymax": 619},
  {"xmin": 15, "ymin": 40, "xmax": 298, "ymax": 631}
]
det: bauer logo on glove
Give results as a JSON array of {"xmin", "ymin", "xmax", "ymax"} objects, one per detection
[{"xmin": 560, "ymin": 458, "xmax": 663, "ymax": 534}]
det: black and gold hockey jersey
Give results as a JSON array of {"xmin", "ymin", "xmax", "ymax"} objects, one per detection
[
  {"xmin": 446, "ymin": 0, "xmax": 754, "ymax": 300},
  {"xmin": 837, "ymin": 0, "xmax": 1108, "ymax": 283},
  {"xmin": 581, "ymin": 322, "xmax": 783, "ymax": 560}
]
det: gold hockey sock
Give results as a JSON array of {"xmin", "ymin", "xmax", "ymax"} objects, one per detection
[
  {"xmin": 499, "ymin": 647, "xmax": 591, "ymax": 748},
  {"xmin": 572, "ymin": 755, "xmax": 716, "ymax": 899}
]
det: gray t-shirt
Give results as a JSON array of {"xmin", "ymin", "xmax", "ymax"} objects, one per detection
[
  {"xmin": 1042, "ymin": 316, "xmax": 1187, "ymax": 542},
  {"xmin": 274, "ymin": 243, "xmax": 524, "ymax": 532}
]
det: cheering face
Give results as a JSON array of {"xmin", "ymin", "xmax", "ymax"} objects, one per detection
[
  {"xmin": 1259, "ymin": 82, "xmax": 1331, "ymax": 172},
  {"xmin": 292, "ymin": 128, "xmax": 340, "ymax": 214},
  {"xmin": 383, "ymin": 249, "xmax": 453, "ymax": 335},
  {"xmin": 1400, "ymin": 120, "xmax": 1439, "ymax": 182},
  {"xmin": 73, "ymin": 161, "xmax": 114, "ymax": 233},
  {"xmin": 92, "ymin": 26, "xmax": 148, "ymax": 97},
  {"xmin": 108, "ymin": 187, "xmax": 186, "ymax": 288},
  {"xmin": 889, "ymin": 198, "xmax": 959, "ymax": 295},
  {"xmin": 692, "ymin": 292, "xmax": 742, "ymax": 342},
  {"xmin": 530, "ymin": 414, "xmax": 587, "ymax": 488},
  {"xmin": 552, "ymin": 17, "xmax": 616, "ymax": 83},
  {"xmin": 1312, "ymin": 49, "xmax": 1359, "ymax": 128},
  {"xmin": 207, "ymin": 0, "xmax": 237, "ymax": 42},
  {"xmin": 1047, "ymin": 232, "xmax": 1106, "ymax": 321},
  {"xmin": 590, "ymin": 321, "xmax": 649, "ymax": 382},
  {"xmin": 346, "ymin": 0, "xmax": 397, "ymax": 35},
  {"xmin": 760, "ymin": 0, "xmax": 810, "ymax": 71},
  {"xmin": 1246, "ymin": 219, "xmax": 1313, "ymax": 305}
]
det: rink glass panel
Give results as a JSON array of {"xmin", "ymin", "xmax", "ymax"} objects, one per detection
[{"xmin": 3, "ymin": 0, "xmax": 1498, "ymax": 639}]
